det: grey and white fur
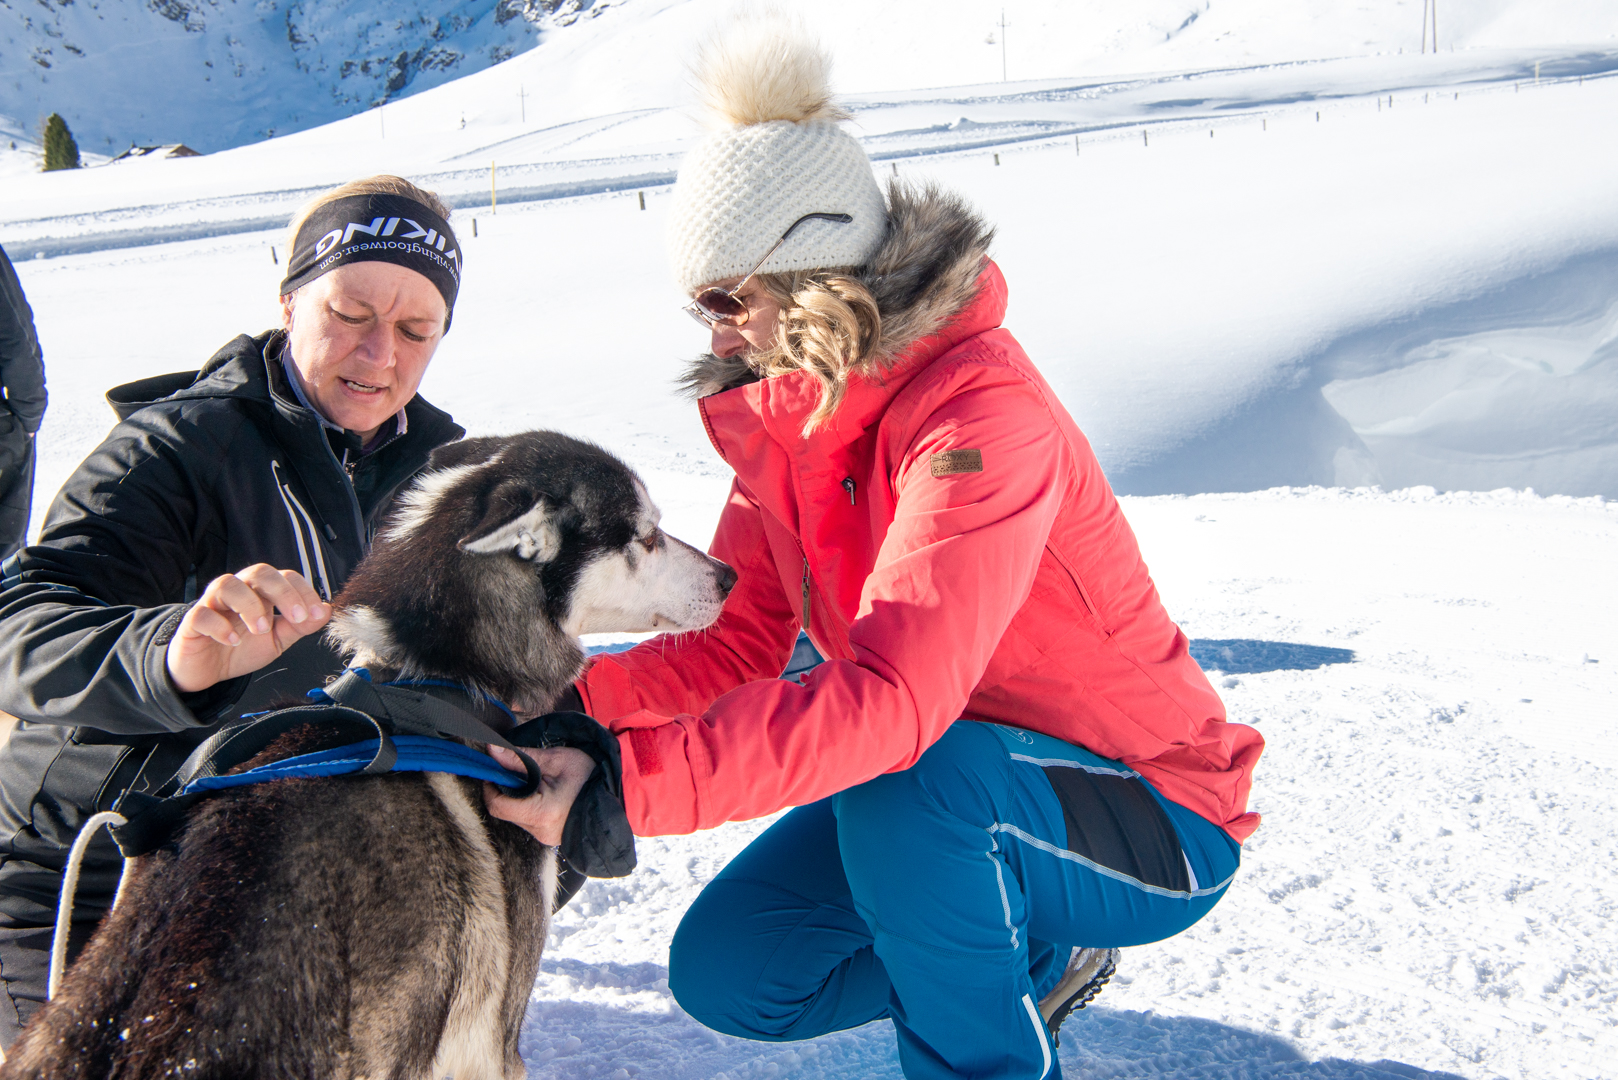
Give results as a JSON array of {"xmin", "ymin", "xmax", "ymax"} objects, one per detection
[{"xmin": 2, "ymin": 432, "xmax": 735, "ymax": 1080}]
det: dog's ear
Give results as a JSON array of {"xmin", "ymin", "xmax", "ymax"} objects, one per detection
[
  {"xmin": 458, "ymin": 480, "xmax": 562, "ymax": 562},
  {"xmin": 428, "ymin": 435, "xmax": 506, "ymax": 472}
]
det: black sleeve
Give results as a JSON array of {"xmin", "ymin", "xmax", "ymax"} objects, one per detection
[
  {"xmin": 0, "ymin": 246, "xmax": 46, "ymax": 433},
  {"xmin": 0, "ymin": 407, "xmax": 246, "ymax": 734}
]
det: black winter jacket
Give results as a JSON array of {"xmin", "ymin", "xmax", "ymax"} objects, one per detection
[
  {"xmin": 0, "ymin": 246, "xmax": 45, "ymax": 438},
  {"xmin": 0, "ymin": 245, "xmax": 47, "ymax": 559},
  {"xmin": 0, "ymin": 331, "xmax": 461, "ymax": 926}
]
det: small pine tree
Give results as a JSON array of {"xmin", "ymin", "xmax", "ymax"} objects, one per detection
[{"xmin": 42, "ymin": 113, "xmax": 80, "ymax": 171}]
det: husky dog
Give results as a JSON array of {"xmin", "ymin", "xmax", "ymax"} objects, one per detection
[{"xmin": 3, "ymin": 432, "xmax": 735, "ymax": 1080}]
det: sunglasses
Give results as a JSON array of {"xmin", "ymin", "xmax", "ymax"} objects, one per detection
[{"xmin": 683, "ymin": 212, "xmax": 854, "ymax": 329}]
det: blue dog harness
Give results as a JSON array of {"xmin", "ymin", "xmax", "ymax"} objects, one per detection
[
  {"xmin": 176, "ymin": 671, "xmax": 531, "ymax": 796},
  {"xmin": 112, "ymin": 669, "xmax": 541, "ymax": 857},
  {"xmin": 109, "ymin": 667, "xmax": 637, "ymax": 880},
  {"xmin": 181, "ymin": 735, "xmax": 526, "ymax": 795}
]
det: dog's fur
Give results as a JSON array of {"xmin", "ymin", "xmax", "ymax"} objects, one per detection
[{"xmin": 2, "ymin": 432, "xmax": 733, "ymax": 1080}]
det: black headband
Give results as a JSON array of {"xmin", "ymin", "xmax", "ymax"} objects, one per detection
[{"xmin": 279, "ymin": 192, "xmax": 462, "ymax": 330}]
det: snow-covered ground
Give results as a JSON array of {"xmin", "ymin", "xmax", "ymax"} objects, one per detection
[
  {"xmin": 534, "ymin": 485, "xmax": 1618, "ymax": 1080},
  {"xmin": 9, "ymin": 56, "xmax": 1618, "ymax": 503},
  {"xmin": 3, "ymin": 2, "xmax": 1616, "ymax": 1076}
]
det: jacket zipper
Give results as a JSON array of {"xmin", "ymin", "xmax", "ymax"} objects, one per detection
[
  {"xmin": 318, "ymin": 434, "xmax": 368, "ymax": 550},
  {"xmin": 271, "ymin": 460, "xmax": 318, "ymax": 594},
  {"xmin": 801, "ymin": 558, "xmax": 812, "ymax": 629},
  {"xmin": 842, "ymin": 477, "xmax": 856, "ymax": 505},
  {"xmin": 697, "ymin": 399, "xmax": 728, "ymax": 463}
]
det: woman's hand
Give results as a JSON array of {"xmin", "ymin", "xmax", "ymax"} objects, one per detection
[
  {"xmin": 483, "ymin": 744, "xmax": 597, "ymax": 846},
  {"xmin": 164, "ymin": 565, "xmax": 331, "ymax": 694}
]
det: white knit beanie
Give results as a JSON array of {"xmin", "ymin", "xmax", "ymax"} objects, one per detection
[{"xmin": 668, "ymin": 17, "xmax": 887, "ymax": 294}]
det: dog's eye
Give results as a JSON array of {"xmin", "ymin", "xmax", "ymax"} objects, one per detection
[{"xmin": 638, "ymin": 533, "xmax": 658, "ymax": 553}]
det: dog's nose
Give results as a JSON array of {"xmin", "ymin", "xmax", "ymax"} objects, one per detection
[{"xmin": 714, "ymin": 561, "xmax": 738, "ymax": 597}]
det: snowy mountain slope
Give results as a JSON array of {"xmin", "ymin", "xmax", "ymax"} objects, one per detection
[
  {"xmin": 8, "ymin": 54, "xmax": 1617, "ymax": 510},
  {"xmin": 0, "ymin": 0, "xmax": 631, "ymax": 154},
  {"xmin": 13, "ymin": 46, "xmax": 1618, "ymax": 254},
  {"xmin": 4, "ymin": 0, "xmax": 1616, "ymax": 160}
]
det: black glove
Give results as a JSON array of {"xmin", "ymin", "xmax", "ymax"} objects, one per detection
[{"xmin": 509, "ymin": 710, "xmax": 636, "ymax": 878}]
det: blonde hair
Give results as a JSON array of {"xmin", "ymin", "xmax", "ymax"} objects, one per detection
[
  {"xmin": 283, "ymin": 175, "xmax": 452, "ymax": 274},
  {"xmin": 746, "ymin": 270, "xmax": 883, "ymax": 434}
]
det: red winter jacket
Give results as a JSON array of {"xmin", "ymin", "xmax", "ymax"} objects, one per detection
[{"xmin": 580, "ymin": 259, "xmax": 1263, "ymax": 842}]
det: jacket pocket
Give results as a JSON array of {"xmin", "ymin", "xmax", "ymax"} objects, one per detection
[{"xmin": 1044, "ymin": 545, "xmax": 1111, "ymax": 637}]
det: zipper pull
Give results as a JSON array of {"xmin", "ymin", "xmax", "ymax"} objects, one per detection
[
  {"xmin": 801, "ymin": 558, "xmax": 812, "ymax": 628},
  {"xmin": 842, "ymin": 477, "xmax": 856, "ymax": 505}
]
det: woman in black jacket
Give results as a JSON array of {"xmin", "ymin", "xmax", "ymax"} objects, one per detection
[{"xmin": 0, "ymin": 175, "xmax": 466, "ymax": 1045}]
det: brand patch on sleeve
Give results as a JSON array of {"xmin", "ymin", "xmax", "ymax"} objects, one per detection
[{"xmin": 930, "ymin": 449, "xmax": 984, "ymax": 477}]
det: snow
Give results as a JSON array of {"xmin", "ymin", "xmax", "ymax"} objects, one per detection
[
  {"xmin": 7, "ymin": 0, "xmax": 1615, "ymax": 155},
  {"xmin": 539, "ymin": 485, "xmax": 1618, "ymax": 1080},
  {"xmin": 2, "ymin": 1, "xmax": 1616, "ymax": 1076}
]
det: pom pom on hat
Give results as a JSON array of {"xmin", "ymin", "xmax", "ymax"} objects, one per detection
[
  {"xmin": 668, "ymin": 15, "xmax": 886, "ymax": 294},
  {"xmin": 694, "ymin": 14, "xmax": 848, "ymax": 127}
]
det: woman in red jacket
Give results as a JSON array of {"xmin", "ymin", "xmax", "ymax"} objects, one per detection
[{"xmin": 490, "ymin": 21, "xmax": 1262, "ymax": 1079}]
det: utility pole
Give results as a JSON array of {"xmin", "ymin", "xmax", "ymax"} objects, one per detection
[
  {"xmin": 518, "ymin": 84, "xmax": 527, "ymax": 124},
  {"xmin": 1421, "ymin": 0, "xmax": 1429, "ymax": 53},
  {"xmin": 999, "ymin": 8, "xmax": 1009, "ymax": 82}
]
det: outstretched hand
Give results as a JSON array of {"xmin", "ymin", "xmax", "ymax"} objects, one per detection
[
  {"xmin": 483, "ymin": 744, "xmax": 597, "ymax": 847},
  {"xmin": 165, "ymin": 565, "xmax": 331, "ymax": 694}
]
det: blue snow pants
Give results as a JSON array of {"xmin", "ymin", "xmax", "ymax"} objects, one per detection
[{"xmin": 668, "ymin": 721, "xmax": 1242, "ymax": 1080}]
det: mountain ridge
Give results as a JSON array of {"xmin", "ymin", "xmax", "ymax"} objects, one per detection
[{"xmin": 2, "ymin": 0, "xmax": 627, "ymax": 154}]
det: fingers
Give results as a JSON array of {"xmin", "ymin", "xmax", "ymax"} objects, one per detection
[
  {"xmin": 191, "ymin": 566, "xmax": 329, "ymax": 640},
  {"xmin": 176, "ymin": 599, "xmax": 248, "ymax": 647},
  {"xmin": 486, "ymin": 743, "xmax": 527, "ymax": 773},
  {"xmin": 482, "ymin": 745, "xmax": 597, "ymax": 848},
  {"xmin": 235, "ymin": 564, "xmax": 328, "ymax": 628},
  {"xmin": 483, "ymin": 779, "xmax": 563, "ymax": 846}
]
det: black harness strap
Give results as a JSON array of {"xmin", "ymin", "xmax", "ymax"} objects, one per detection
[
  {"xmin": 318, "ymin": 671, "xmax": 523, "ymax": 753},
  {"xmin": 177, "ymin": 702, "xmax": 397, "ymax": 787},
  {"xmin": 110, "ymin": 673, "xmax": 544, "ymax": 858}
]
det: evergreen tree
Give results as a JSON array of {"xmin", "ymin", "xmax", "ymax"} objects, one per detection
[{"xmin": 42, "ymin": 113, "xmax": 80, "ymax": 171}]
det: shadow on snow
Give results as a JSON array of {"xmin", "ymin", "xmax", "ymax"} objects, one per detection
[
  {"xmin": 594, "ymin": 635, "xmax": 1356, "ymax": 680},
  {"xmin": 521, "ymin": 959, "xmax": 1464, "ymax": 1080},
  {"xmin": 1188, "ymin": 639, "xmax": 1356, "ymax": 675}
]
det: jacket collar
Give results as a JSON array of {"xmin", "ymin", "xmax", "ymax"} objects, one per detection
[{"xmin": 103, "ymin": 330, "xmax": 461, "ymax": 455}]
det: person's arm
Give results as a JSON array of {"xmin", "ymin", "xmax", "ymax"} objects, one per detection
[
  {"xmin": 0, "ymin": 247, "xmax": 46, "ymax": 432},
  {"xmin": 0, "ymin": 415, "xmax": 320, "ymax": 733},
  {"xmin": 610, "ymin": 370, "xmax": 1070, "ymax": 835},
  {"xmin": 575, "ymin": 478, "xmax": 801, "ymax": 726}
]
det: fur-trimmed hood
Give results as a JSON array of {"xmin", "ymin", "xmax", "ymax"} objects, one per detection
[{"xmin": 679, "ymin": 180, "xmax": 995, "ymax": 398}]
